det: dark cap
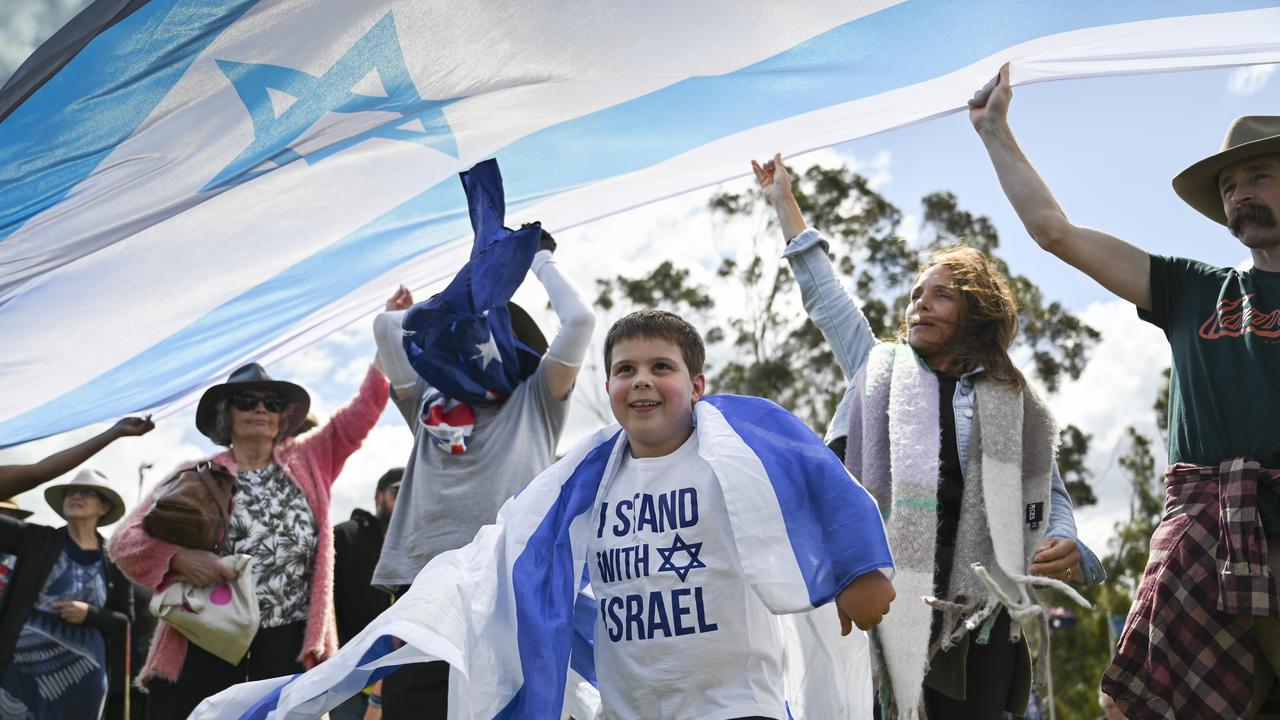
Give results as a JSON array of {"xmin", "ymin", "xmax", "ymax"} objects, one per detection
[{"xmin": 377, "ymin": 468, "xmax": 404, "ymax": 492}]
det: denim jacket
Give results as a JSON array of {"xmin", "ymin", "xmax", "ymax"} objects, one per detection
[{"xmin": 783, "ymin": 229, "xmax": 1105, "ymax": 585}]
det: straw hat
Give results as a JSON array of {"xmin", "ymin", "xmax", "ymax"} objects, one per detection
[
  {"xmin": 0, "ymin": 497, "xmax": 33, "ymax": 520},
  {"xmin": 1172, "ymin": 115, "xmax": 1280, "ymax": 226},
  {"xmin": 44, "ymin": 468, "xmax": 127, "ymax": 526}
]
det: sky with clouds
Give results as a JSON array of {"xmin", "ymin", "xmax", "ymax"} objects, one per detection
[{"xmin": 1, "ymin": 3, "xmax": 1276, "ymax": 562}]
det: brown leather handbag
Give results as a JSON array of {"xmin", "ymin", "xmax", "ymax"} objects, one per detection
[{"xmin": 142, "ymin": 461, "xmax": 237, "ymax": 551}]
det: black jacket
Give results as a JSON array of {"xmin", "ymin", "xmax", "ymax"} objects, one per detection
[
  {"xmin": 0, "ymin": 515, "xmax": 134, "ymax": 689},
  {"xmin": 332, "ymin": 509, "xmax": 391, "ymax": 646}
]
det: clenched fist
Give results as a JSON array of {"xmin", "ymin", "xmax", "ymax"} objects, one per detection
[{"xmin": 835, "ymin": 570, "xmax": 896, "ymax": 635}]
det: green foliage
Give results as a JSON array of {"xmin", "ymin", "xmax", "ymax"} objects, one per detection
[
  {"xmin": 1058, "ymin": 424, "xmax": 1097, "ymax": 509},
  {"xmin": 1154, "ymin": 367, "xmax": 1172, "ymax": 440},
  {"xmin": 594, "ymin": 162, "xmax": 1100, "ymax": 432},
  {"xmin": 595, "ymin": 260, "xmax": 714, "ymax": 315},
  {"xmin": 1044, "ymin": 374, "xmax": 1170, "ymax": 719}
]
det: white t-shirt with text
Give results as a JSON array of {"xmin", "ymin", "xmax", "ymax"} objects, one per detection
[{"xmin": 587, "ymin": 430, "xmax": 786, "ymax": 720}]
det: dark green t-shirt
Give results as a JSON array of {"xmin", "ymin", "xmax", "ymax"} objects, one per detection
[{"xmin": 1137, "ymin": 255, "xmax": 1280, "ymax": 532}]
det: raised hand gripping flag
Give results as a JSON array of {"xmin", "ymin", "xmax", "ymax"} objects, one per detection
[
  {"xmin": 191, "ymin": 395, "xmax": 894, "ymax": 719},
  {"xmin": 3, "ymin": 1, "xmax": 1280, "ymax": 447}
]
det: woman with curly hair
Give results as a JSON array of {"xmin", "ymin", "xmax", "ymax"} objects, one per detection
[{"xmin": 754, "ymin": 153, "xmax": 1104, "ymax": 719}]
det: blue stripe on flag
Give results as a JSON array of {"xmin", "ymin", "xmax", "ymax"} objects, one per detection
[
  {"xmin": 704, "ymin": 395, "xmax": 892, "ymax": 607},
  {"xmin": 240, "ymin": 673, "xmax": 300, "ymax": 720},
  {"xmin": 0, "ymin": 187, "xmax": 470, "ymax": 446},
  {"xmin": 494, "ymin": 432, "xmax": 617, "ymax": 719},
  {"xmin": 0, "ymin": 0, "xmax": 260, "ymax": 244},
  {"xmin": 360, "ymin": 634, "xmax": 406, "ymax": 687},
  {"xmin": 237, "ymin": 624, "xmax": 401, "ymax": 718},
  {"xmin": 3, "ymin": 0, "xmax": 1272, "ymax": 446},
  {"xmin": 571, "ymin": 590, "xmax": 599, "ymax": 686}
]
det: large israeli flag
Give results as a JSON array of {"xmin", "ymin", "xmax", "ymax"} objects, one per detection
[
  {"xmin": 191, "ymin": 395, "xmax": 894, "ymax": 719},
  {"xmin": 3, "ymin": 1, "xmax": 1280, "ymax": 447}
]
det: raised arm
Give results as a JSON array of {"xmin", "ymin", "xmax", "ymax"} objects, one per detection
[
  {"xmin": 971, "ymin": 65, "xmax": 1152, "ymax": 309},
  {"xmin": 373, "ymin": 285, "xmax": 418, "ymax": 397},
  {"xmin": 755, "ymin": 154, "xmax": 876, "ymax": 381},
  {"xmin": 529, "ymin": 230, "xmax": 595, "ymax": 401},
  {"xmin": 294, "ymin": 364, "xmax": 389, "ymax": 484},
  {"xmin": 0, "ymin": 416, "xmax": 155, "ymax": 498}
]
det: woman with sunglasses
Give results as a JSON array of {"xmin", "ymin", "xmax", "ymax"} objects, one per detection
[
  {"xmin": 0, "ymin": 469, "xmax": 133, "ymax": 720},
  {"xmin": 109, "ymin": 289, "xmax": 403, "ymax": 720}
]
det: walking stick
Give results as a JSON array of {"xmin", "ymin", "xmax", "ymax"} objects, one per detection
[{"xmin": 124, "ymin": 623, "xmax": 131, "ymax": 720}]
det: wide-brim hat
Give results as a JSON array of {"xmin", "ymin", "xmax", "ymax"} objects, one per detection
[
  {"xmin": 0, "ymin": 497, "xmax": 33, "ymax": 519},
  {"xmin": 1173, "ymin": 115, "xmax": 1280, "ymax": 226},
  {"xmin": 195, "ymin": 362, "xmax": 311, "ymax": 439},
  {"xmin": 507, "ymin": 301, "xmax": 548, "ymax": 356},
  {"xmin": 45, "ymin": 468, "xmax": 126, "ymax": 527}
]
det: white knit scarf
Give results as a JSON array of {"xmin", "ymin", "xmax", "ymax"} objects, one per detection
[{"xmin": 845, "ymin": 343, "xmax": 1087, "ymax": 719}]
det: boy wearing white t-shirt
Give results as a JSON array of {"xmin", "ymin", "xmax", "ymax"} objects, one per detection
[{"xmin": 593, "ymin": 309, "xmax": 896, "ymax": 720}]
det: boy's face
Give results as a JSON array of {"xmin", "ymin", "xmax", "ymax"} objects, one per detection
[{"xmin": 606, "ymin": 335, "xmax": 705, "ymax": 459}]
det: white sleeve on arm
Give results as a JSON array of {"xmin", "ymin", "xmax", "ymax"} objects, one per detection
[
  {"xmin": 373, "ymin": 310, "xmax": 420, "ymax": 393},
  {"xmin": 531, "ymin": 249, "xmax": 595, "ymax": 367}
]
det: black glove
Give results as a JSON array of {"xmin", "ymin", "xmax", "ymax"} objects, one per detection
[
  {"xmin": 537, "ymin": 228, "xmax": 557, "ymax": 254},
  {"xmin": 520, "ymin": 223, "xmax": 557, "ymax": 254}
]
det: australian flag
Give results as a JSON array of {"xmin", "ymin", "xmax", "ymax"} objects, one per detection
[{"xmin": 401, "ymin": 159, "xmax": 544, "ymax": 406}]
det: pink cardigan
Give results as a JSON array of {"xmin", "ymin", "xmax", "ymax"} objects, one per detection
[{"xmin": 109, "ymin": 364, "xmax": 389, "ymax": 686}]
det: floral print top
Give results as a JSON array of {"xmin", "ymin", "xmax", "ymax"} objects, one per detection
[{"xmin": 226, "ymin": 464, "xmax": 317, "ymax": 628}]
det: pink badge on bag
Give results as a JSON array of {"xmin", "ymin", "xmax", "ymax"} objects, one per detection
[{"xmin": 210, "ymin": 584, "xmax": 232, "ymax": 605}]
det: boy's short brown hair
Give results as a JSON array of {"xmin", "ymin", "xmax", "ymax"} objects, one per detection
[{"xmin": 603, "ymin": 310, "xmax": 705, "ymax": 377}]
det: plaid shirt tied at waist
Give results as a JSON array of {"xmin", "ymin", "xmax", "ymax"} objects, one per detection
[
  {"xmin": 1167, "ymin": 458, "xmax": 1280, "ymax": 618},
  {"xmin": 1102, "ymin": 457, "xmax": 1278, "ymax": 719}
]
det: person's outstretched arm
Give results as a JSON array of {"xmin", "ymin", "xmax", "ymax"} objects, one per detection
[
  {"xmin": 0, "ymin": 416, "xmax": 155, "ymax": 498},
  {"xmin": 530, "ymin": 230, "xmax": 596, "ymax": 401},
  {"xmin": 373, "ymin": 285, "xmax": 418, "ymax": 395},
  {"xmin": 971, "ymin": 64, "xmax": 1152, "ymax": 310},
  {"xmin": 756, "ymin": 154, "xmax": 876, "ymax": 382}
]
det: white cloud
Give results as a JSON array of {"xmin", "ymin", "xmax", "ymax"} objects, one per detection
[
  {"xmin": 1226, "ymin": 64, "xmax": 1276, "ymax": 96},
  {"xmin": 327, "ymin": 422, "xmax": 414, "ymax": 524},
  {"xmin": 1033, "ymin": 300, "xmax": 1171, "ymax": 557},
  {"xmin": 0, "ymin": 0, "xmax": 92, "ymax": 86}
]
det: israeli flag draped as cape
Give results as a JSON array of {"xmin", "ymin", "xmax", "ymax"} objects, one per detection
[
  {"xmin": 3, "ymin": 1, "xmax": 1280, "ymax": 447},
  {"xmin": 193, "ymin": 395, "xmax": 894, "ymax": 719}
]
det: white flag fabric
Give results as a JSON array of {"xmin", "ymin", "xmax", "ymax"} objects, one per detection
[
  {"xmin": 192, "ymin": 395, "xmax": 893, "ymax": 719},
  {"xmin": 2, "ymin": 1, "xmax": 1280, "ymax": 447}
]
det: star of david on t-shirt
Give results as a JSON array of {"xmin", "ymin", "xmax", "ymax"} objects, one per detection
[{"xmin": 655, "ymin": 532, "xmax": 706, "ymax": 581}]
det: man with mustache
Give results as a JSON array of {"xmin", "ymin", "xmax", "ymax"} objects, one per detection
[{"xmin": 970, "ymin": 65, "xmax": 1279, "ymax": 719}]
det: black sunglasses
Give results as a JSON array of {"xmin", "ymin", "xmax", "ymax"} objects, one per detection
[
  {"xmin": 229, "ymin": 394, "xmax": 288, "ymax": 413},
  {"xmin": 65, "ymin": 487, "xmax": 107, "ymax": 503}
]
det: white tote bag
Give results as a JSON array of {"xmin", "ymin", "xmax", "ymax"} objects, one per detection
[{"xmin": 150, "ymin": 554, "xmax": 261, "ymax": 664}]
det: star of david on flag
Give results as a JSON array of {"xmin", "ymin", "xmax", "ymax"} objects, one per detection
[
  {"xmin": 400, "ymin": 159, "xmax": 543, "ymax": 407},
  {"xmin": 204, "ymin": 11, "xmax": 460, "ymax": 191},
  {"xmin": 655, "ymin": 533, "xmax": 707, "ymax": 582}
]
